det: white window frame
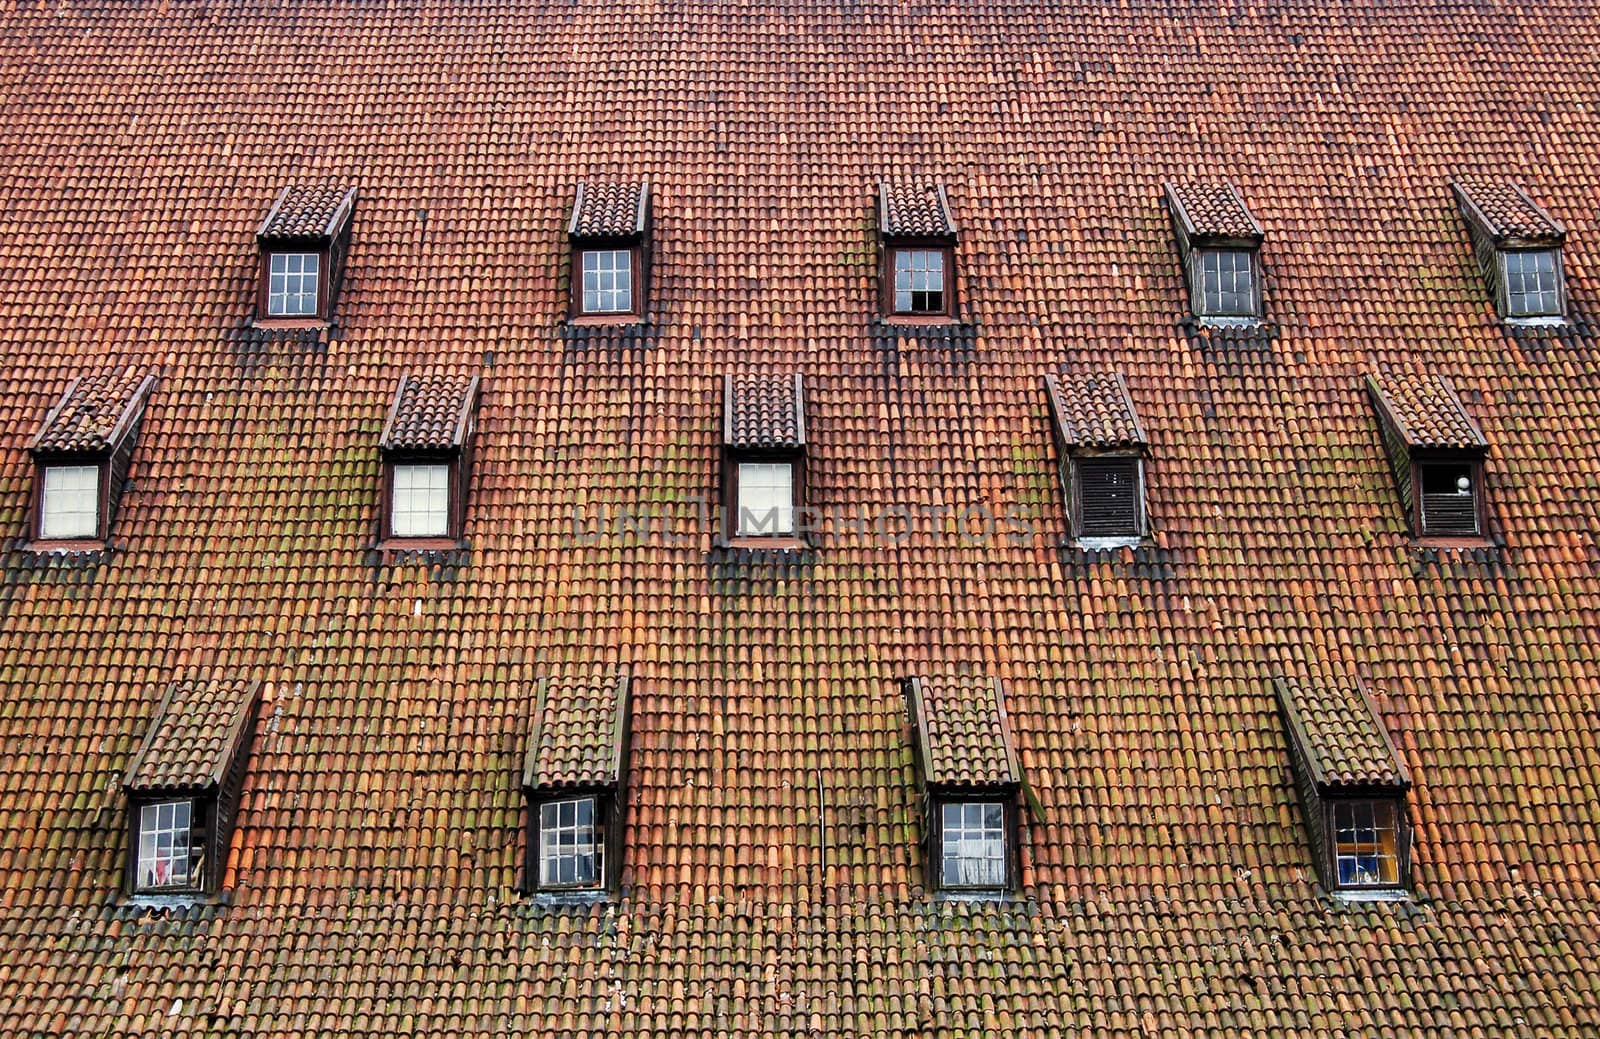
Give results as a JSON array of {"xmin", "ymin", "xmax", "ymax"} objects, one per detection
[
  {"xmin": 939, "ymin": 799, "xmax": 1009, "ymax": 891},
  {"xmin": 39, "ymin": 464, "xmax": 101, "ymax": 540},
  {"xmin": 892, "ymin": 248, "xmax": 948, "ymax": 314},
  {"xmin": 580, "ymin": 248, "xmax": 634, "ymax": 315},
  {"xmin": 537, "ymin": 796, "xmax": 604, "ymax": 890},
  {"xmin": 135, "ymin": 799, "xmax": 199, "ymax": 892},
  {"xmin": 390, "ymin": 462, "xmax": 452, "ymax": 539},
  {"xmin": 1502, "ymin": 248, "xmax": 1563, "ymax": 319},
  {"xmin": 736, "ymin": 461, "xmax": 796, "ymax": 537},
  {"xmin": 267, "ymin": 251, "xmax": 321, "ymax": 317},
  {"xmin": 1195, "ymin": 246, "xmax": 1259, "ymax": 318}
]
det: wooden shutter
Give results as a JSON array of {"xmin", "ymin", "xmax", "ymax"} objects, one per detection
[
  {"xmin": 1418, "ymin": 462, "xmax": 1480, "ymax": 536},
  {"xmin": 1075, "ymin": 456, "xmax": 1143, "ymax": 538}
]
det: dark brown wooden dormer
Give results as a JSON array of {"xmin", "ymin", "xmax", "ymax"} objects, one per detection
[
  {"xmin": 877, "ymin": 181, "xmax": 959, "ymax": 323},
  {"xmin": 377, "ymin": 371, "xmax": 482, "ymax": 552},
  {"xmin": 254, "ymin": 185, "xmax": 357, "ymax": 327},
  {"xmin": 1164, "ymin": 182, "xmax": 1266, "ymax": 323},
  {"xmin": 1367, "ymin": 369, "xmax": 1492, "ymax": 545}
]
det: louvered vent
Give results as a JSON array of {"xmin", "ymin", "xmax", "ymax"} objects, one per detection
[
  {"xmin": 1418, "ymin": 462, "xmax": 1480, "ymax": 536},
  {"xmin": 1075, "ymin": 456, "xmax": 1142, "ymax": 538}
]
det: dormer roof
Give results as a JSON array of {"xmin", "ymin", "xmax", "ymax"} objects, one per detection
[
  {"xmin": 257, "ymin": 185, "xmax": 357, "ymax": 242},
  {"xmin": 568, "ymin": 181, "xmax": 650, "ymax": 240},
  {"xmin": 1367, "ymin": 370, "xmax": 1488, "ymax": 454},
  {"xmin": 906, "ymin": 675, "xmax": 1021, "ymax": 791},
  {"xmin": 878, "ymin": 181, "xmax": 956, "ymax": 240},
  {"xmin": 522, "ymin": 669, "xmax": 631, "ymax": 792},
  {"xmin": 1044, "ymin": 371, "xmax": 1147, "ymax": 451},
  {"xmin": 27, "ymin": 368, "xmax": 157, "ymax": 457},
  {"xmin": 724, "ymin": 372, "xmax": 805, "ymax": 450},
  {"xmin": 1275, "ymin": 677, "xmax": 1410, "ymax": 793},
  {"xmin": 379, "ymin": 372, "xmax": 481, "ymax": 453},
  {"xmin": 125, "ymin": 676, "xmax": 263, "ymax": 794},
  {"xmin": 1164, "ymin": 182, "xmax": 1265, "ymax": 245},
  {"xmin": 1451, "ymin": 179, "xmax": 1565, "ymax": 246}
]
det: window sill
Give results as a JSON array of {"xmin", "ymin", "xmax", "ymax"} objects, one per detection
[
  {"xmin": 879, "ymin": 313, "xmax": 957, "ymax": 326},
  {"xmin": 528, "ymin": 888, "xmax": 612, "ymax": 907},
  {"xmin": 566, "ymin": 313, "xmax": 644, "ymax": 327},
  {"xmin": 721, "ymin": 536, "xmax": 811, "ymax": 551},
  {"xmin": 1330, "ymin": 887, "xmax": 1411, "ymax": 904},
  {"xmin": 377, "ymin": 537, "xmax": 466, "ymax": 559},
  {"xmin": 1073, "ymin": 535, "xmax": 1144, "ymax": 550},
  {"xmin": 24, "ymin": 538, "xmax": 106, "ymax": 555},
  {"xmin": 934, "ymin": 889, "xmax": 1014, "ymax": 903},
  {"xmin": 252, "ymin": 316, "xmax": 329, "ymax": 331},
  {"xmin": 1195, "ymin": 314, "xmax": 1263, "ymax": 328},
  {"xmin": 1414, "ymin": 534, "xmax": 1495, "ymax": 549},
  {"xmin": 1503, "ymin": 315, "xmax": 1569, "ymax": 329},
  {"xmin": 124, "ymin": 891, "xmax": 211, "ymax": 909}
]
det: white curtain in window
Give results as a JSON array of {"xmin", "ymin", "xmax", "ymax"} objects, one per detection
[
  {"xmin": 737, "ymin": 462, "xmax": 794, "ymax": 535},
  {"xmin": 391, "ymin": 464, "xmax": 450, "ymax": 537},
  {"xmin": 40, "ymin": 465, "xmax": 99, "ymax": 539}
]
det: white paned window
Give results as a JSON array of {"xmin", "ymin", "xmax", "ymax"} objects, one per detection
[
  {"xmin": 539, "ymin": 797, "xmax": 602, "ymax": 888},
  {"xmin": 1333, "ymin": 800, "xmax": 1401, "ymax": 888},
  {"xmin": 390, "ymin": 463, "xmax": 451, "ymax": 538},
  {"xmin": 267, "ymin": 252, "xmax": 321, "ymax": 317},
  {"xmin": 737, "ymin": 462, "xmax": 795, "ymax": 536},
  {"xmin": 940, "ymin": 801, "xmax": 1007, "ymax": 889},
  {"xmin": 39, "ymin": 464, "xmax": 100, "ymax": 539},
  {"xmin": 1504, "ymin": 249, "xmax": 1561, "ymax": 317},
  {"xmin": 136, "ymin": 799, "xmax": 197, "ymax": 891},
  {"xmin": 1197, "ymin": 248, "xmax": 1257, "ymax": 317},
  {"xmin": 893, "ymin": 248, "xmax": 947, "ymax": 313},
  {"xmin": 581, "ymin": 249, "xmax": 633, "ymax": 314}
]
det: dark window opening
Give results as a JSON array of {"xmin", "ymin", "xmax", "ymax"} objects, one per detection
[
  {"xmin": 1075, "ymin": 456, "xmax": 1143, "ymax": 539},
  {"xmin": 1418, "ymin": 461, "xmax": 1480, "ymax": 537},
  {"xmin": 893, "ymin": 248, "xmax": 947, "ymax": 314}
]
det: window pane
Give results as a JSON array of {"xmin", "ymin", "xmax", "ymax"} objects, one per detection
[
  {"xmin": 580, "ymin": 250, "xmax": 633, "ymax": 314},
  {"xmin": 538, "ymin": 797, "xmax": 603, "ymax": 889},
  {"xmin": 137, "ymin": 799, "xmax": 197, "ymax": 890},
  {"xmin": 1505, "ymin": 249, "xmax": 1561, "ymax": 317},
  {"xmin": 940, "ymin": 800, "xmax": 1007, "ymax": 889},
  {"xmin": 892, "ymin": 249, "xmax": 946, "ymax": 314},
  {"xmin": 737, "ymin": 462, "xmax": 795, "ymax": 536},
  {"xmin": 390, "ymin": 464, "xmax": 451, "ymax": 538},
  {"xmin": 1333, "ymin": 800, "xmax": 1401, "ymax": 887},
  {"xmin": 266, "ymin": 252, "xmax": 321, "ymax": 317},
  {"xmin": 40, "ymin": 465, "xmax": 100, "ymax": 539},
  {"xmin": 1198, "ymin": 248, "xmax": 1257, "ymax": 317}
]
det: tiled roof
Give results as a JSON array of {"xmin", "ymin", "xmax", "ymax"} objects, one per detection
[
  {"xmin": 1165, "ymin": 182, "xmax": 1264, "ymax": 242},
  {"xmin": 26, "ymin": 368, "xmax": 156, "ymax": 455},
  {"xmin": 879, "ymin": 181, "xmax": 956, "ymax": 238},
  {"xmin": 568, "ymin": 182, "xmax": 648, "ymax": 239},
  {"xmin": 724, "ymin": 372, "xmax": 805, "ymax": 449},
  {"xmin": 1276, "ymin": 677, "xmax": 1410, "ymax": 791},
  {"xmin": 522, "ymin": 670, "xmax": 630, "ymax": 791},
  {"xmin": 1044, "ymin": 370, "xmax": 1146, "ymax": 450},
  {"xmin": 124, "ymin": 677, "xmax": 262, "ymax": 793},
  {"xmin": 379, "ymin": 372, "xmax": 480, "ymax": 452},
  {"xmin": 907, "ymin": 675, "xmax": 1020, "ymax": 789},
  {"xmin": 1368, "ymin": 370, "xmax": 1489, "ymax": 451},
  {"xmin": 256, "ymin": 184, "xmax": 355, "ymax": 240},
  {"xmin": 1451, "ymin": 178, "xmax": 1565, "ymax": 244}
]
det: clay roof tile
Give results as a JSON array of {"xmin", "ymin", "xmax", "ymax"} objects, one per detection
[
  {"xmin": 27, "ymin": 368, "xmax": 157, "ymax": 456},
  {"xmin": 125, "ymin": 676, "xmax": 262, "ymax": 794}
]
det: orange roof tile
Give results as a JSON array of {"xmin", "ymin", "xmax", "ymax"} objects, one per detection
[
  {"xmin": 522, "ymin": 670, "xmax": 630, "ymax": 791},
  {"xmin": 379, "ymin": 372, "xmax": 480, "ymax": 452},
  {"xmin": 26, "ymin": 368, "xmax": 155, "ymax": 456},
  {"xmin": 1044, "ymin": 370, "xmax": 1146, "ymax": 450},
  {"xmin": 1165, "ymin": 182, "xmax": 1264, "ymax": 243},
  {"xmin": 1451, "ymin": 179, "xmax": 1565, "ymax": 244},
  {"xmin": 1368, "ymin": 369, "xmax": 1489, "ymax": 451},
  {"xmin": 907, "ymin": 675, "xmax": 1020, "ymax": 789},
  {"xmin": 124, "ymin": 676, "xmax": 262, "ymax": 793},
  {"xmin": 568, "ymin": 182, "xmax": 648, "ymax": 239},
  {"xmin": 879, "ymin": 181, "xmax": 955, "ymax": 239},
  {"xmin": 1276, "ymin": 677, "xmax": 1410, "ymax": 791},
  {"xmin": 256, "ymin": 185, "xmax": 356, "ymax": 241},
  {"xmin": 724, "ymin": 372, "xmax": 804, "ymax": 449}
]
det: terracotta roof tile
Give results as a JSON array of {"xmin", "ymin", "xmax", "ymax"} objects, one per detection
[
  {"xmin": 1165, "ymin": 182, "xmax": 1264, "ymax": 242},
  {"xmin": 256, "ymin": 184, "xmax": 355, "ymax": 240},
  {"xmin": 1276, "ymin": 678, "xmax": 1409, "ymax": 791},
  {"xmin": 124, "ymin": 677, "xmax": 262, "ymax": 793},
  {"xmin": 1451, "ymin": 178, "xmax": 1565, "ymax": 244},
  {"xmin": 568, "ymin": 182, "xmax": 648, "ymax": 239},
  {"xmin": 1044, "ymin": 371, "xmax": 1146, "ymax": 450},
  {"xmin": 879, "ymin": 181, "xmax": 955, "ymax": 238},
  {"xmin": 379, "ymin": 372, "xmax": 480, "ymax": 452},
  {"xmin": 26, "ymin": 368, "xmax": 156, "ymax": 455},
  {"xmin": 522, "ymin": 671, "xmax": 630, "ymax": 791},
  {"xmin": 907, "ymin": 675, "xmax": 1020, "ymax": 789},
  {"xmin": 724, "ymin": 372, "xmax": 804, "ymax": 449},
  {"xmin": 1368, "ymin": 369, "xmax": 1489, "ymax": 451}
]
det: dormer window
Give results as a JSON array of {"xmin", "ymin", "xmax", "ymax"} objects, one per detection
[
  {"xmin": 1164, "ymin": 182, "xmax": 1266, "ymax": 323},
  {"xmin": 124, "ymin": 676, "xmax": 262, "ymax": 898},
  {"xmin": 1367, "ymin": 370, "xmax": 1490, "ymax": 542},
  {"xmin": 254, "ymin": 185, "xmax": 356, "ymax": 326},
  {"xmin": 722, "ymin": 372, "xmax": 808, "ymax": 547},
  {"xmin": 1275, "ymin": 677, "xmax": 1412, "ymax": 897},
  {"xmin": 905, "ymin": 675, "xmax": 1023, "ymax": 897},
  {"xmin": 1044, "ymin": 371, "xmax": 1149, "ymax": 544},
  {"xmin": 879, "ymin": 181, "xmax": 958, "ymax": 321},
  {"xmin": 568, "ymin": 182, "xmax": 650, "ymax": 322},
  {"xmin": 522, "ymin": 670, "xmax": 631, "ymax": 895},
  {"xmin": 378, "ymin": 372, "xmax": 481, "ymax": 549},
  {"xmin": 25, "ymin": 368, "xmax": 157, "ymax": 549},
  {"xmin": 1451, "ymin": 179, "xmax": 1567, "ymax": 323}
]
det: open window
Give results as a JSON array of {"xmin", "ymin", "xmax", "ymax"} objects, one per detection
[
  {"xmin": 1367, "ymin": 370, "xmax": 1491, "ymax": 543},
  {"xmin": 522, "ymin": 669, "xmax": 631, "ymax": 895},
  {"xmin": 124, "ymin": 676, "xmax": 262, "ymax": 898},
  {"xmin": 1164, "ymin": 182, "xmax": 1266, "ymax": 323},
  {"xmin": 722, "ymin": 372, "xmax": 808, "ymax": 547},
  {"xmin": 1044, "ymin": 371, "xmax": 1149, "ymax": 545},
  {"xmin": 254, "ymin": 185, "xmax": 356, "ymax": 326},
  {"xmin": 905, "ymin": 675, "xmax": 1023, "ymax": 897},
  {"xmin": 1451, "ymin": 179, "xmax": 1568, "ymax": 323},
  {"xmin": 878, "ymin": 181, "xmax": 958, "ymax": 321},
  {"xmin": 25, "ymin": 368, "xmax": 157, "ymax": 550},
  {"xmin": 378, "ymin": 372, "xmax": 481, "ymax": 549},
  {"xmin": 568, "ymin": 181, "xmax": 650, "ymax": 322},
  {"xmin": 1275, "ymin": 677, "xmax": 1412, "ymax": 897}
]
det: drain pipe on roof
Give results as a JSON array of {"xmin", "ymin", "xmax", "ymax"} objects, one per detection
[{"xmin": 815, "ymin": 768, "xmax": 828, "ymax": 880}]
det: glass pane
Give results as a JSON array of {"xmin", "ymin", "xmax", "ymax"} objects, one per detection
[
  {"xmin": 892, "ymin": 249, "xmax": 946, "ymax": 313},
  {"xmin": 40, "ymin": 465, "xmax": 100, "ymax": 539},
  {"xmin": 266, "ymin": 252, "xmax": 320, "ymax": 317},
  {"xmin": 137, "ymin": 799, "xmax": 197, "ymax": 890},
  {"xmin": 390, "ymin": 464, "xmax": 451, "ymax": 538},
  {"xmin": 737, "ymin": 462, "xmax": 795, "ymax": 535},
  {"xmin": 579, "ymin": 250, "xmax": 632, "ymax": 313},
  {"xmin": 537, "ymin": 797, "xmax": 602, "ymax": 889},
  {"xmin": 1505, "ymin": 250, "xmax": 1560, "ymax": 317},
  {"xmin": 939, "ymin": 800, "xmax": 1007, "ymax": 889},
  {"xmin": 1198, "ymin": 249, "xmax": 1256, "ymax": 316}
]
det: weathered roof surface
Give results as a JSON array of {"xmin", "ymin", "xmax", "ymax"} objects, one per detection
[
  {"xmin": 1276, "ymin": 677, "xmax": 1410, "ymax": 791},
  {"xmin": 4, "ymin": 0, "xmax": 1600, "ymax": 1035},
  {"xmin": 257, "ymin": 185, "xmax": 354, "ymax": 240},
  {"xmin": 907, "ymin": 675, "xmax": 1019, "ymax": 789},
  {"xmin": 568, "ymin": 182, "xmax": 648, "ymax": 239},
  {"xmin": 124, "ymin": 677, "xmax": 261, "ymax": 793},
  {"xmin": 1368, "ymin": 369, "xmax": 1489, "ymax": 451},
  {"xmin": 379, "ymin": 372, "xmax": 480, "ymax": 452},
  {"xmin": 879, "ymin": 181, "xmax": 955, "ymax": 238},
  {"xmin": 522, "ymin": 671, "xmax": 630, "ymax": 791},
  {"xmin": 26, "ymin": 368, "xmax": 155, "ymax": 455},
  {"xmin": 1451, "ymin": 178, "xmax": 1565, "ymax": 244},
  {"xmin": 1044, "ymin": 370, "xmax": 1145, "ymax": 450},
  {"xmin": 1165, "ymin": 182, "xmax": 1264, "ymax": 242},
  {"xmin": 725, "ymin": 372, "xmax": 804, "ymax": 449}
]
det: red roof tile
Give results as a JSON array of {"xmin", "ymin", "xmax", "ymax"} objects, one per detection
[
  {"xmin": 724, "ymin": 372, "xmax": 804, "ymax": 449},
  {"xmin": 25, "ymin": 368, "xmax": 156, "ymax": 456},
  {"xmin": 522, "ymin": 670, "xmax": 630, "ymax": 791},
  {"xmin": 568, "ymin": 182, "xmax": 648, "ymax": 239},
  {"xmin": 256, "ymin": 184, "xmax": 356, "ymax": 241},
  {"xmin": 1368, "ymin": 370, "xmax": 1489, "ymax": 451},
  {"xmin": 1276, "ymin": 677, "xmax": 1410, "ymax": 791},
  {"xmin": 1164, "ymin": 182, "xmax": 1264, "ymax": 243},
  {"xmin": 1044, "ymin": 370, "xmax": 1146, "ymax": 450},
  {"xmin": 124, "ymin": 676, "xmax": 262, "ymax": 793},
  {"xmin": 379, "ymin": 372, "xmax": 480, "ymax": 453},
  {"xmin": 879, "ymin": 181, "xmax": 956, "ymax": 239},
  {"xmin": 1451, "ymin": 179, "xmax": 1565, "ymax": 244},
  {"xmin": 907, "ymin": 675, "xmax": 1020, "ymax": 789}
]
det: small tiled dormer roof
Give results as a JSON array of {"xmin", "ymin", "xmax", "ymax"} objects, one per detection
[
  {"xmin": 379, "ymin": 372, "xmax": 481, "ymax": 453},
  {"xmin": 27, "ymin": 368, "xmax": 157, "ymax": 456},
  {"xmin": 1451, "ymin": 179, "xmax": 1565, "ymax": 245},
  {"xmin": 522, "ymin": 670, "xmax": 631, "ymax": 792},
  {"xmin": 906, "ymin": 675, "xmax": 1021, "ymax": 790},
  {"xmin": 1164, "ymin": 182, "xmax": 1265, "ymax": 244},
  {"xmin": 879, "ymin": 181, "xmax": 956, "ymax": 240},
  {"xmin": 1044, "ymin": 371, "xmax": 1147, "ymax": 451},
  {"xmin": 1275, "ymin": 677, "xmax": 1410, "ymax": 792},
  {"xmin": 568, "ymin": 182, "xmax": 649, "ymax": 239},
  {"xmin": 125, "ymin": 676, "xmax": 263, "ymax": 794},
  {"xmin": 1367, "ymin": 370, "xmax": 1488, "ymax": 453},
  {"xmin": 257, "ymin": 185, "xmax": 357, "ymax": 241},
  {"xmin": 724, "ymin": 372, "xmax": 805, "ymax": 450}
]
